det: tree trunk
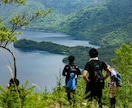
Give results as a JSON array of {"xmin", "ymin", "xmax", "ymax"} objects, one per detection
[{"xmin": 0, "ymin": 46, "xmax": 17, "ymax": 78}]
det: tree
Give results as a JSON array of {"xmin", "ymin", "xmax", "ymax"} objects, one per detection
[
  {"xmin": 0, "ymin": 0, "xmax": 51, "ymax": 78},
  {"xmin": 111, "ymin": 42, "xmax": 132, "ymax": 107},
  {"xmin": 112, "ymin": 42, "xmax": 132, "ymax": 73}
]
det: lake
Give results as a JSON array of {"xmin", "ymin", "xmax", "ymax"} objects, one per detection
[{"xmin": 0, "ymin": 29, "xmax": 99, "ymax": 92}]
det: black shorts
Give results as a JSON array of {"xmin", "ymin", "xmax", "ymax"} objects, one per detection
[{"xmin": 85, "ymin": 82, "xmax": 103, "ymax": 98}]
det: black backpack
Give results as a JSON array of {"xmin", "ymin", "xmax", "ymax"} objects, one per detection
[{"xmin": 91, "ymin": 61, "xmax": 104, "ymax": 85}]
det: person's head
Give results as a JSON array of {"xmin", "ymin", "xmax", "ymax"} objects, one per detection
[
  {"xmin": 10, "ymin": 78, "xmax": 19, "ymax": 86},
  {"xmin": 7, "ymin": 78, "xmax": 19, "ymax": 89},
  {"xmin": 89, "ymin": 48, "xmax": 98, "ymax": 58},
  {"xmin": 68, "ymin": 55, "xmax": 75, "ymax": 63}
]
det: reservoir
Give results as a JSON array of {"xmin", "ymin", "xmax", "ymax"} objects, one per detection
[{"xmin": 0, "ymin": 29, "xmax": 99, "ymax": 92}]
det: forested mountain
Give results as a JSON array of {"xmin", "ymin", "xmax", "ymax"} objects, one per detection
[
  {"xmin": 36, "ymin": 0, "xmax": 102, "ymax": 14},
  {"xmin": 55, "ymin": 0, "xmax": 132, "ymax": 46},
  {"xmin": 0, "ymin": 1, "xmax": 132, "ymax": 107},
  {"xmin": 0, "ymin": 0, "xmax": 103, "ymax": 31},
  {"xmin": 1, "ymin": 0, "xmax": 131, "ymax": 65},
  {"xmin": 26, "ymin": 0, "xmax": 104, "ymax": 31},
  {"xmin": 2, "ymin": 0, "xmax": 131, "ymax": 48},
  {"xmin": 26, "ymin": 0, "xmax": 132, "ymax": 47},
  {"xmin": 1, "ymin": 0, "xmax": 131, "ymax": 63}
]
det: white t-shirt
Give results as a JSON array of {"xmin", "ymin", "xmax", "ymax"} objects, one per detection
[{"xmin": 110, "ymin": 68, "xmax": 117, "ymax": 87}]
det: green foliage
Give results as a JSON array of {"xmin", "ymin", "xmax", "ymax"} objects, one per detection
[
  {"xmin": 36, "ymin": 0, "xmax": 102, "ymax": 15},
  {"xmin": 0, "ymin": 0, "xmax": 51, "ymax": 47},
  {"xmin": 2, "ymin": 0, "xmax": 131, "ymax": 48},
  {"xmin": 100, "ymin": 29, "xmax": 130, "ymax": 46},
  {"xmin": 55, "ymin": 0, "xmax": 132, "ymax": 46},
  {"xmin": 0, "ymin": 22, "xmax": 19, "ymax": 46},
  {"xmin": 13, "ymin": 40, "xmax": 132, "ymax": 107},
  {"xmin": 1, "ymin": 0, "xmax": 98, "ymax": 30},
  {"xmin": 14, "ymin": 39, "xmax": 119, "ymax": 68},
  {"xmin": 0, "ymin": 0, "xmax": 132, "ymax": 107},
  {"xmin": 0, "ymin": 42, "xmax": 132, "ymax": 107},
  {"xmin": 1, "ymin": 0, "xmax": 131, "ymax": 47},
  {"xmin": 14, "ymin": 39, "xmax": 91, "ymax": 68},
  {"xmin": 112, "ymin": 42, "xmax": 132, "ymax": 72},
  {"xmin": 0, "ymin": 81, "xmax": 35, "ymax": 108},
  {"xmin": 111, "ymin": 42, "xmax": 132, "ymax": 107},
  {"xmin": 0, "ymin": 0, "xmax": 51, "ymax": 78},
  {"xmin": 0, "ymin": 0, "xmax": 26, "ymax": 4}
]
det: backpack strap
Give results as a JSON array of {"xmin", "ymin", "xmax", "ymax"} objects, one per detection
[{"xmin": 68, "ymin": 64, "xmax": 77, "ymax": 73}]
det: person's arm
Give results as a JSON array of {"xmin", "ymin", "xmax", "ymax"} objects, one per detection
[
  {"xmin": 76, "ymin": 66, "xmax": 81, "ymax": 75},
  {"xmin": 83, "ymin": 70, "xmax": 90, "ymax": 83},
  {"xmin": 62, "ymin": 68, "xmax": 66, "ymax": 76},
  {"xmin": 7, "ymin": 83, "xmax": 10, "ymax": 89},
  {"xmin": 62, "ymin": 65, "xmax": 68, "ymax": 76},
  {"xmin": 104, "ymin": 67, "xmax": 111, "ymax": 80}
]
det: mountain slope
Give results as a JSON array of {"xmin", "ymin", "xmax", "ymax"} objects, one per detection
[
  {"xmin": 56, "ymin": 0, "xmax": 132, "ymax": 46},
  {"xmin": 0, "ymin": 0, "xmax": 103, "ymax": 31},
  {"xmin": 26, "ymin": 0, "xmax": 104, "ymax": 30},
  {"xmin": 1, "ymin": 0, "xmax": 131, "ymax": 47},
  {"xmin": 36, "ymin": 0, "xmax": 102, "ymax": 14}
]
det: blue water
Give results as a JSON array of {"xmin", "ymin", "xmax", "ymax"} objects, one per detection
[{"xmin": 0, "ymin": 30, "xmax": 99, "ymax": 92}]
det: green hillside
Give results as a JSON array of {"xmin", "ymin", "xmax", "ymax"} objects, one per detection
[
  {"xmin": 1, "ymin": 0, "xmax": 131, "ymax": 66},
  {"xmin": 0, "ymin": 0, "xmax": 103, "ymax": 31},
  {"xmin": 26, "ymin": 0, "xmax": 103, "ymax": 30},
  {"xmin": 25, "ymin": 0, "xmax": 132, "ymax": 47},
  {"xmin": 11, "ymin": 0, "xmax": 132, "ymax": 68},
  {"xmin": 7, "ymin": 40, "xmax": 132, "ymax": 108},
  {"xmin": 2, "ymin": 0, "xmax": 131, "ymax": 48},
  {"xmin": 0, "ymin": 0, "xmax": 132, "ymax": 108},
  {"xmin": 34, "ymin": 0, "xmax": 102, "ymax": 15},
  {"xmin": 55, "ymin": 0, "xmax": 132, "ymax": 46}
]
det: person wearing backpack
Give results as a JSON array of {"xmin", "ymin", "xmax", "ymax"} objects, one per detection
[
  {"xmin": 7, "ymin": 77, "xmax": 20, "ymax": 93},
  {"xmin": 62, "ymin": 55, "xmax": 81, "ymax": 105},
  {"xmin": 7, "ymin": 78, "xmax": 19, "ymax": 89},
  {"xmin": 83, "ymin": 48, "xmax": 110, "ymax": 108},
  {"xmin": 107, "ymin": 65, "xmax": 122, "ymax": 108}
]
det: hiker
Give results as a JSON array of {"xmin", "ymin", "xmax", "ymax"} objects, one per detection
[
  {"xmin": 7, "ymin": 77, "xmax": 20, "ymax": 92},
  {"xmin": 62, "ymin": 55, "xmax": 81, "ymax": 105},
  {"xmin": 83, "ymin": 48, "xmax": 110, "ymax": 108},
  {"xmin": 108, "ymin": 65, "xmax": 122, "ymax": 108}
]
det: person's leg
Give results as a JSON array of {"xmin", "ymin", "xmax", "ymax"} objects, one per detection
[
  {"xmin": 98, "ymin": 97, "xmax": 102, "ymax": 108},
  {"xmin": 67, "ymin": 93, "xmax": 71, "ymax": 100},
  {"xmin": 109, "ymin": 86, "xmax": 117, "ymax": 108},
  {"xmin": 72, "ymin": 93, "xmax": 76, "ymax": 106},
  {"xmin": 95, "ymin": 89, "xmax": 102, "ymax": 108},
  {"xmin": 110, "ymin": 97, "xmax": 116, "ymax": 108},
  {"xmin": 85, "ymin": 83, "xmax": 91, "ymax": 99},
  {"xmin": 85, "ymin": 92, "xmax": 93, "ymax": 107},
  {"xmin": 94, "ymin": 95, "xmax": 102, "ymax": 108}
]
